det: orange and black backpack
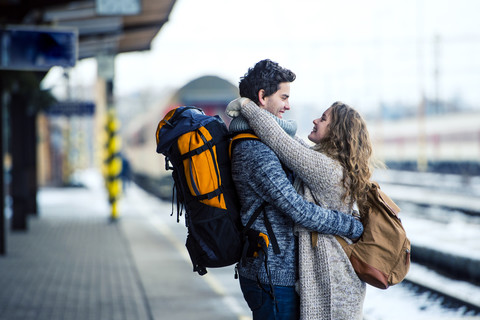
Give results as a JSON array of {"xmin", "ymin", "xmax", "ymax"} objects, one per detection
[{"xmin": 155, "ymin": 106, "xmax": 274, "ymax": 276}]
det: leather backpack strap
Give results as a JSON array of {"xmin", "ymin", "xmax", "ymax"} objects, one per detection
[
  {"xmin": 335, "ymin": 235, "xmax": 353, "ymax": 257},
  {"xmin": 335, "ymin": 235, "xmax": 348, "ymax": 248},
  {"xmin": 311, "ymin": 232, "xmax": 318, "ymax": 248}
]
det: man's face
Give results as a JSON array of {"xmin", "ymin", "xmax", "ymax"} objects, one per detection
[{"xmin": 260, "ymin": 82, "xmax": 291, "ymax": 118}]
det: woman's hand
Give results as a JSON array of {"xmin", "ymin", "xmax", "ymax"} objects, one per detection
[{"xmin": 226, "ymin": 97, "xmax": 251, "ymax": 118}]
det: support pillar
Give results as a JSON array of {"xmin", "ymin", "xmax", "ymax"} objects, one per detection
[
  {"xmin": 97, "ymin": 54, "xmax": 121, "ymax": 221},
  {"xmin": 0, "ymin": 81, "xmax": 6, "ymax": 254},
  {"xmin": 105, "ymin": 106, "xmax": 122, "ymax": 221},
  {"xmin": 26, "ymin": 109, "xmax": 38, "ymax": 215},
  {"xmin": 10, "ymin": 93, "xmax": 29, "ymax": 230}
]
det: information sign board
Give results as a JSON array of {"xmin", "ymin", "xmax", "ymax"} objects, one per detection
[
  {"xmin": 0, "ymin": 25, "xmax": 77, "ymax": 71},
  {"xmin": 96, "ymin": 0, "xmax": 141, "ymax": 15}
]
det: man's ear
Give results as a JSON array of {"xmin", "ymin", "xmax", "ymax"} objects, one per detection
[{"xmin": 257, "ymin": 89, "xmax": 266, "ymax": 107}]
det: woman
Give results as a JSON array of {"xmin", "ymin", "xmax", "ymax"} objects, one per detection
[{"xmin": 227, "ymin": 98, "xmax": 376, "ymax": 320}]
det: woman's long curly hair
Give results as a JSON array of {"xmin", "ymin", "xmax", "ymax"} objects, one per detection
[{"xmin": 313, "ymin": 102, "xmax": 379, "ymax": 219}]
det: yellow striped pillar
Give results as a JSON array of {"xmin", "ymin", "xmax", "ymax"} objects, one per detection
[{"xmin": 105, "ymin": 109, "xmax": 122, "ymax": 220}]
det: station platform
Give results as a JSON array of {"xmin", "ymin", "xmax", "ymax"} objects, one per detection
[
  {"xmin": 2, "ymin": 169, "xmax": 480, "ymax": 320},
  {"xmin": 0, "ymin": 169, "xmax": 248, "ymax": 320}
]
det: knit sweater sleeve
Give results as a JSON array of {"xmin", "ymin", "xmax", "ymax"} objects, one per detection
[
  {"xmin": 241, "ymin": 101, "xmax": 341, "ymax": 195},
  {"xmin": 232, "ymin": 140, "xmax": 363, "ymax": 238}
]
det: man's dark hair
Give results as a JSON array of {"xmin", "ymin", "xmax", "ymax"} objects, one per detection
[{"xmin": 239, "ymin": 59, "xmax": 296, "ymax": 104}]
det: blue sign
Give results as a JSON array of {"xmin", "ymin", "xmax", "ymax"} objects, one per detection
[
  {"xmin": 47, "ymin": 101, "xmax": 95, "ymax": 116},
  {"xmin": 0, "ymin": 25, "xmax": 77, "ymax": 71}
]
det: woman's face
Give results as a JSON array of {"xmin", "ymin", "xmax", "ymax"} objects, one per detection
[{"xmin": 308, "ymin": 107, "xmax": 332, "ymax": 144}]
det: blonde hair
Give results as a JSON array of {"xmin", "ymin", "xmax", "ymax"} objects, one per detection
[{"xmin": 313, "ymin": 101, "xmax": 379, "ymax": 218}]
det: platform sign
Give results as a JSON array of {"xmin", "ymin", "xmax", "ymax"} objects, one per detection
[
  {"xmin": 96, "ymin": 0, "xmax": 141, "ymax": 15},
  {"xmin": 96, "ymin": 54, "xmax": 115, "ymax": 80},
  {"xmin": 46, "ymin": 101, "xmax": 95, "ymax": 117},
  {"xmin": 0, "ymin": 25, "xmax": 77, "ymax": 71}
]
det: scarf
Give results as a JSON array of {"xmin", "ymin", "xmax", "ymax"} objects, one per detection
[{"xmin": 229, "ymin": 114, "xmax": 297, "ymax": 137}]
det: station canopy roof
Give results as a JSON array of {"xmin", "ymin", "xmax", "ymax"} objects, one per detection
[{"xmin": 0, "ymin": 0, "xmax": 177, "ymax": 59}]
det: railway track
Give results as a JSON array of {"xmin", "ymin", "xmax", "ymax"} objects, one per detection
[{"xmin": 374, "ymin": 169, "xmax": 480, "ymax": 214}]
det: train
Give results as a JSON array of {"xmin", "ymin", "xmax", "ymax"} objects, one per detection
[
  {"xmin": 123, "ymin": 75, "xmax": 239, "ymax": 199},
  {"xmin": 367, "ymin": 111, "xmax": 480, "ymax": 175}
]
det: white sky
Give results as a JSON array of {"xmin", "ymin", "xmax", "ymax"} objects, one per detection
[
  {"xmin": 114, "ymin": 0, "xmax": 480, "ymax": 114},
  {"xmin": 47, "ymin": 0, "xmax": 480, "ymax": 116}
]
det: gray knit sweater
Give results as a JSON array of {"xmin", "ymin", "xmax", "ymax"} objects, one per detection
[
  {"xmin": 239, "ymin": 101, "xmax": 366, "ymax": 320},
  {"xmin": 228, "ymin": 114, "xmax": 363, "ymax": 288}
]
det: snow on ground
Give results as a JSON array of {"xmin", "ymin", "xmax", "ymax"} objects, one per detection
[
  {"xmin": 400, "ymin": 207, "xmax": 480, "ymax": 260},
  {"xmin": 363, "ymin": 277, "xmax": 480, "ymax": 320}
]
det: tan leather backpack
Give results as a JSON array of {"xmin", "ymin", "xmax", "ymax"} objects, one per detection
[{"xmin": 336, "ymin": 181, "xmax": 411, "ymax": 289}]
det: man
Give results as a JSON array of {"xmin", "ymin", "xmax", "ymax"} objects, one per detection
[{"xmin": 227, "ymin": 59, "xmax": 363, "ymax": 320}]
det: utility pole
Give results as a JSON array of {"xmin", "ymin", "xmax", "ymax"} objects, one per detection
[
  {"xmin": 416, "ymin": 0, "xmax": 428, "ymax": 172},
  {"xmin": 434, "ymin": 34, "xmax": 441, "ymax": 114}
]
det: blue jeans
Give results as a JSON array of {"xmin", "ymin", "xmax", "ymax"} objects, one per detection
[{"xmin": 239, "ymin": 276, "xmax": 299, "ymax": 320}]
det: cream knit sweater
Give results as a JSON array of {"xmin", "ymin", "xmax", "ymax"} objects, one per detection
[{"xmin": 239, "ymin": 101, "xmax": 366, "ymax": 320}]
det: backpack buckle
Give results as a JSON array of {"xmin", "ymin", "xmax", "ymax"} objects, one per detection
[{"xmin": 165, "ymin": 157, "xmax": 174, "ymax": 170}]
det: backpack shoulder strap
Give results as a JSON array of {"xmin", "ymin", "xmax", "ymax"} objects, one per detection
[
  {"xmin": 229, "ymin": 131, "xmax": 260, "ymax": 158},
  {"xmin": 335, "ymin": 235, "xmax": 353, "ymax": 256},
  {"xmin": 369, "ymin": 181, "xmax": 401, "ymax": 216},
  {"xmin": 231, "ymin": 131, "xmax": 281, "ymax": 255}
]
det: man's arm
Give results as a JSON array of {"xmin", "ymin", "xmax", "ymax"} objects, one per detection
[{"xmin": 233, "ymin": 140, "xmax": 363, "ymax": 238}]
